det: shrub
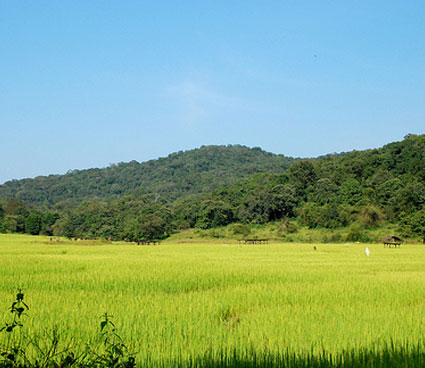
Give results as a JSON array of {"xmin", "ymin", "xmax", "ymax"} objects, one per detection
[
  {"xmin": 330, "ymin": 233, "xmax": 342, "ymax": 243},
  {"xmin": 346, "ymin": 224, "xmax": 364, "ymax": 242},
  {"xmin": 278, "ymin": 218, "xmax": 298, "ymax": 234}
]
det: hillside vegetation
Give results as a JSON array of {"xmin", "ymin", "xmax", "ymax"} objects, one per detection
[
  {"xmin": 0, "ymin": 134, "xmax": 424, "ymax": 242},
  {"xmin": 0, "ymin": 145, "xmax": 295, "ymax": 207}
]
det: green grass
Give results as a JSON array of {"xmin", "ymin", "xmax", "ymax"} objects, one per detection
[
  {"xmin": 1, "ymin": 234, "xmax": 425, "ymax": 366},
  {"xmin": 167, "ymin": 221, "xmax": 415, "ymax": 244}
]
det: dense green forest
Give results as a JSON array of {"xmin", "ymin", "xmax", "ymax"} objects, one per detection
[
  {"xmin": 0, "ymin": 135, "xmax": 424, "ymax": 241},
  {"xmin": 0, "ymin": 145, "xmax": 295, "ymax": 207}
]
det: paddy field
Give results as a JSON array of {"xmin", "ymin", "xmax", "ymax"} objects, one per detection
[{"xmin": 1, "ymin": 234, "xmax": 424, "ymax": 366}]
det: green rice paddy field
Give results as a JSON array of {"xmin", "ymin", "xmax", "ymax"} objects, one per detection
[{"xmin": 1, "ymin": 234, "xmax": 425, "ymax": 367}]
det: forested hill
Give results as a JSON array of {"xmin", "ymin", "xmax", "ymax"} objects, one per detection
[
  {"xmin": 1, "ymin": 134, "xmax": 425, "ymax": 241},
  {"xmin": 0, "ymin": 145, "xmax": 295, "ymax": 208}
]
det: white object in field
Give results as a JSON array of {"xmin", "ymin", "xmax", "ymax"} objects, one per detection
[{"xmin": 365, "ymin": 247, "xmax": 370, "ymax": 256}]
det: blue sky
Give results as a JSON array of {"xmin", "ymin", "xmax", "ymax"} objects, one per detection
[{"xmin": 1, "ymin": 1, "xmax": 424, "ymax": 184}]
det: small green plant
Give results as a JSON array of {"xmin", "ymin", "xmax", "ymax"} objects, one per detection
[
  {"xmin": 90, "ymin": 313, "xmax": 135, "ymax": 368},
  {"xmin": 280, "ymin": 219, "xmax": 298, "ymax": 234},
  {"xmin": 346, "ymin": 223, "xmax": 364, "ymax": 242},
  {"xmin": 0, "ymin": 293, "xmax": 136, "ymax": 368},
  {"xmin": 0, "ymin": 290, "xmax": 29, "ymax": 366},
  {"xmin": 219, "ymin": 307, "xmax": 241, "ymax": 328}
]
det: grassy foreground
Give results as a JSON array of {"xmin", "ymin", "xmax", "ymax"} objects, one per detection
[{"xmin": 1, "ymin": 234, "xmax": 425, "ymax": 367}]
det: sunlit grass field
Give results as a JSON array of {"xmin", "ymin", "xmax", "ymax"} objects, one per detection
[{"xmin": 1, "ymin": 234, "xmax": 425, "ymax": 366}]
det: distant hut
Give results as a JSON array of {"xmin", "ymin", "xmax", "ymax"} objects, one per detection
[{"xmin": 383, "ymin": 235, "xmax": 403, "ymax": 248}]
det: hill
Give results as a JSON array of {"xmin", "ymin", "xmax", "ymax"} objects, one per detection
[
  {"xmin": 0, "ymin": 145, "xmax": 295, "ymax": 208},
  {"xmin": 1, "ymin": 134, "xmax": 424, "ymax": 242}
]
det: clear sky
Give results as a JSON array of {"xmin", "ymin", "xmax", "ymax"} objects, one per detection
[{"xmin": 1, "ymin": 1, "xmax": 424, "ymax": 184}]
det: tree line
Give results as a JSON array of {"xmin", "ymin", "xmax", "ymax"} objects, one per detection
[{"xmin": 0, "ymin": 145, "xmax": 295, "ymax": 207}]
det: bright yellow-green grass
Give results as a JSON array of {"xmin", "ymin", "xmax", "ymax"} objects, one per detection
[{"xmin": 1, "ymin": 233, "xmax": 424, "ymax": 365}]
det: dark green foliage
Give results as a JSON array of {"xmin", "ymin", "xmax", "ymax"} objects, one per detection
[
  {"xmin": 180, "ymin": 346, "xmax": 425, "ymax": 368},
  {"xmin": 60, "ymin": 213, "xmax": 84, "ymax": 239},
  {"xmin": 171, "ymin": 195, "xmax": 203, "ymax": 229},
  {"xmin": 135, "ymin": 214, "xmax": 168, "ymax": 240},
  {"xmin": 0, "ymin": 145, "xmax": 295, "ymax": 208},
  {"xmin": 298, "ymin": 203, "xmax": 340, "ymax": 229},
  {"xmin": 24, "ymin": 212, "xmax": 44, "ymax": 235},
  {"xmin": 0, "ymin": 291, "xmax": 29, "ymax": 367},
  {"xmin": 359, "ymin": 205, "xmax": 384, "ymax": 228},
  {"xmin": 309, "ymin": 178, "xmax": 338, "ymax": 205},
  {"xmin": 0, "ymin": 200, "xmax": 59, "ymax": 236},
  {"xmin": 339, "ymin": 178, "xmax": 363, "ymax": 205},
  {"xmin": 346, "ymin": 223, "xmax": 370, "ymax": 242},
  {"xmin": 2, "ymin": 215, "xmax": 26, "ymax": 233},
  {"xmin": 196, "ymin": 200, "xmax": 234, "ymax": 229},
  {"xmin": 3, "ymin": 200, "xmax": 29, "ymax": 217},
  {"xmin": 40, "ymin": 212, "xmax": 60, "ymax": 236},
  {"xmin": 53, "ymin": 195, "xmax": 172, "ymax": 241},
  {"xmin": 405, "ymin": 209, "xmax": 425, "ymax": 242},
  {"xmin": 288, "ymin": 160, "xmax": 318, "ymax": 197}
]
